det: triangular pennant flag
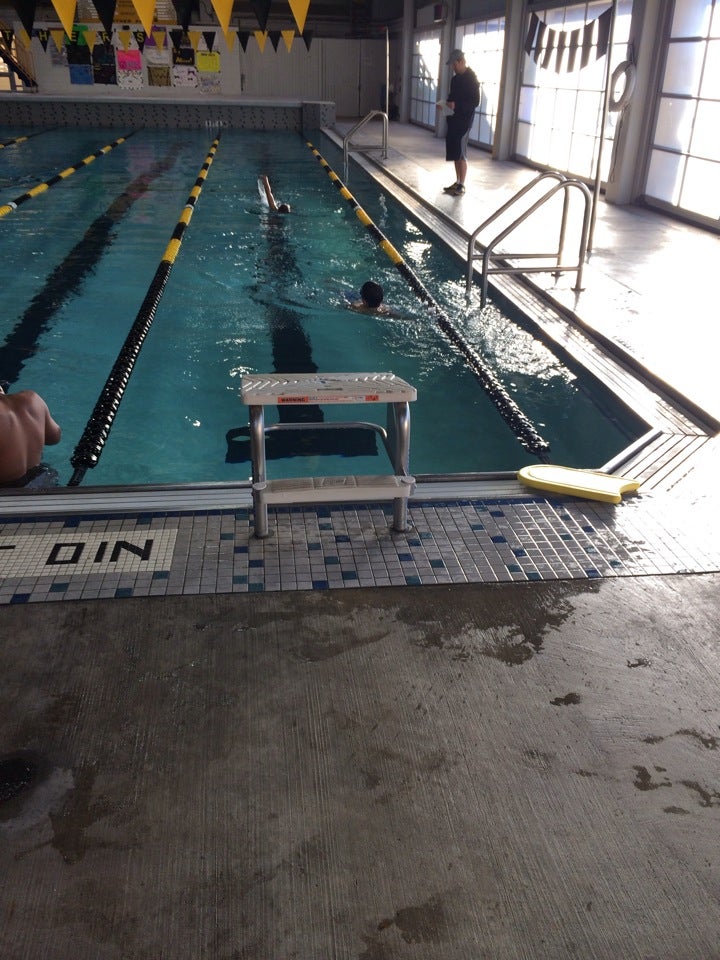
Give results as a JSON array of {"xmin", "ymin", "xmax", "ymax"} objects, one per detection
[
  {"xmin": 133, "ymin": 28, "xmax": 147, "ymax": 51},
  {"xmin": 188, "ymin": 30, "xmax": 201, "ymax": 50},
  {"xmin": 209, "ymin": 0, "xmax": 233, "ymax": 38},
  {"xmin": 171, "ymin": 0, "xmax": 193, "ymax": 31},
  {"xmin": 237, "ymin": 29, "xmax": 250, "ymax": 51},
  {"xmin": 541, "ymin": 27, "xmax": 555, "ymax": 69},
  {"xmin": 151, "ymin": 26, "xmax": 166, "ymax": 47},
  {"xmin": 92, "ymin": 0, "xmax": 116, "ymax": 35},
  {"xmin": 281, "ymin": 29, "xmax": 294, "ymax": 52},
  {"xmin": 566, "ymin": 27, "xmax": 580, "ymax": 72},
  {"xmin": 50, "ymin": 28, "xmax": 64, "ymax": 50},
  {"xmin": 250, "ymin": 0, "xmax": 271, "ymax": 33},
  {"xmin": 268, "ymin": 30, "xmax": 280, "ymax": 51},
  {"xmin": 254, "ymin": 29, "xmax": 267, "ymax": 52},
  {"xmin": 533, "ymin": 20, "xmax": 546, "ymax": 64},
  {"xmin": 596, "ymin": 7, "xmax": 612, "ymax": 60},
  {"xmin": 225, "ymin": 29, "xmax": 235, "ymax": 49},
  {"xmin": 169, "ymin": 27, "xmax": 183, "ymax": 51},
  {"xmin": 18, "ymin": 28, "xmax": 31, "ymax": 48},
  {"xmin": 524, "ymin": 12, "xmax": 538, "ymax": 56},
  {"xmin": 554, "ymin": 28, "xmax": 567, "ymax": 73},
  {"xmin": 288, "ymin": 0, "xmax": 309, "ymax": 35},
  {"xmin": 580, "ymin": 19, "xmax": 594, "ymax": 69},
  {"xmin": 301, "ymin": 29, "xmax": 312, "ymax": 51},
  {"xmin": 50, "ymin": 0, "xmax": 76, "ymax": 38},
  {"xmin": 202, "ymin": 30, "xmax": 215, "ymax": 51},
  {"xmin": 131, "ymin": 0, "xmax": 155, "ymax": 36},
  {"xmin": 36, "ymin": 28, "xmax": 50, "ymax": 51},
  {"xmin": 11, "ymin": 0, "xmax": 37, "ymax": 38},
  {"xmin": 85, "ymin": 28, "xmax": 97, "ymax": 48},
  {"xmin": 117, "ymin": 27, "xmax": 132, "ymax": 50},
  {"xmin": 1, "ymin": 29, "xmax": 13, "ymax": 45}
]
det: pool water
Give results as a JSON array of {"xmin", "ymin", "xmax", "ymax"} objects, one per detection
[{"xmin": 0, "ymin": 127, "xmax": 645, "ymax": 487}]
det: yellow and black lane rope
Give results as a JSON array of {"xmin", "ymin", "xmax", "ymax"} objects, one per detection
[
  {"xmin": 305, "ymin": 140, "xmax": 550, "ymax": 459},
  {"xmin": 0, "ymin": 134, "xmax": 29, "ymax": 149},
  {"xmin": 0, "ymin": 132, "xmax": 136, "ymax": 218},
  {"xmin": 69, "ymin": 135, "xmax": 221, "ymax": 486}
]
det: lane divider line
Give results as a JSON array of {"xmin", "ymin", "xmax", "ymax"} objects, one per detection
[
  {"xmin": 305, "ymin": 140, "xmax": 550, "ymax": 459},
  {"xmin": 68, "ymin": 136, "xmax": 221, "ymax": 486},
  {"xmin": 0, "ymin": 132, "xmax": 136, "ymax": 218}
]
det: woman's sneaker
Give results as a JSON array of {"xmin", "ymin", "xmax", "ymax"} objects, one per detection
[{"xmin": 443, "ymin": 183, "xmax": 465, "ymax": 196}]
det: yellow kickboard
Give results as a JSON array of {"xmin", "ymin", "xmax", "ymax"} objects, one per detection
[{"xmin": 517, "ymin": 464, "xmax": 641, "ymax": 504}]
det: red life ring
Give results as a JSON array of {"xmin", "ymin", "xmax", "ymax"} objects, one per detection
[{"xmin": 609, "ymin": 60, "xmax": 636, "ymax": 111}]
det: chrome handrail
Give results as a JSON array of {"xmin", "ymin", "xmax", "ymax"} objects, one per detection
[
  {"xmin": 343, "ymin": 110, "xmax": 388, "ymax": 180},
  {"xmin": 466, "ymin": 171, "xmax": 592, "ymax": 307}
]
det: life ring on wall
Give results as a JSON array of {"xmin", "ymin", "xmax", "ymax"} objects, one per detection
[{"xmin": 609, "ymin": 60, "xmax": 636, "ymax": 111}]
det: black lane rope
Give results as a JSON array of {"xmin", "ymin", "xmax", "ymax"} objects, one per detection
[
  {"xmin": 0, "ymin": 144, "xmax": 183, "ymax": 386},
  {"xmin": 0, "ymin": 130, "xmax": 52, "ymax": 149},
  {"xmin": 305, "ymin": 140, "xmax": 550, "ymax": 459},
  {"xmin": 68, "ymin": 136, "xmax": 221, "ymax": 486},
  {"xmin": 0, "ymin": 132, "xmax": 135, "ymax": 218}
]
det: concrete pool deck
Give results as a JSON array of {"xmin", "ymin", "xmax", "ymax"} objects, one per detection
[{"xmin": 1, "ymin": 122, "xmax": 719, "ymax": 959}]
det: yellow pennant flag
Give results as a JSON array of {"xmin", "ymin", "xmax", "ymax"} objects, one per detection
[
  {"xmin": 85, "ymin": 29, "xmax": 97, "ymax": 48},
  {"xmin": 189, "ymin": 30, "xmax": 201, "ymax": 51},
  {"xmin": 225, "ymin": 30, "xmax": 236, "ymax": 50},
  {"xmin": 117, "ymin": 28, "xmax": 133, "ymax": 50},
  {"xmin": 131, "ymin": 0, "xmax": 156, "ymax": 36},
  {"xmin": 254, "ymin": 30, "xmax": 268, "ymax": 53},
  {"xmin": 151, "ymin": 27, "xmax": 166, "ymax": 48},
  {"xmin": 50, "ymin": 0, "xmax": 76, "ymax": 38},
  {"xmin": 50, "ymin": 28, "xmax": 65, "ymax": 51},
  {"xmin": 18, "ymin": 28, "xmax": 31, "ymax": 48},
  {"xmin": 288, "ymin": 0, "xmax": 310, "ymax": 35},
  {"xmin": 281, "ymin": 30, "xmax": 294, "ymax": 52},
  {"xmin": 210, "ymin": 0, "xmax": 234, "ymax": 40}
]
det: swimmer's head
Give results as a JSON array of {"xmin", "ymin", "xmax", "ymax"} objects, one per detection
[
  {"xmin": 360, "ymin": 280, "xmax": 384, "ymax": 308},
  {"xmin": 278, "ymin": 203, "xmax": 291, "ymax": 214}
]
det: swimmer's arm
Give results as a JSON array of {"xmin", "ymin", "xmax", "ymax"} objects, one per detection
[{"xmin": 261, "ymin": 175, "xmax": 279, "ymax": 211}]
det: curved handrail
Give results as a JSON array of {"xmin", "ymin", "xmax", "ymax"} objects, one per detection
[
  {"xmin": 343, "ymin": 110, "xmax": 388, "ymax": 180},
  {"xmin": 466, "ymin": 172, "xmax": 592, "ymax": 307}
]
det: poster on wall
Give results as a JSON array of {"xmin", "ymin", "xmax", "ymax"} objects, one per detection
[
  {"xmin": 145, "ymin": 26, "xmax": 171, "ymax": 86},
  {"xmin": 196, "ymin": 49, "xmax": 220, "ymax": 93},
  {"xmin": 117, "ymin": 47, "xmax": 143, "ymax": 88},
  {"xmin": 172, "ymin": 40, "xmax": 197, "ymax": 88},
  {"xmin": 66, "ymin": 24, "xmax": 93, "ymax": 84},
  {"xmin": 93, "ymin": 35, "xmax": 118, "ymax": 85}
]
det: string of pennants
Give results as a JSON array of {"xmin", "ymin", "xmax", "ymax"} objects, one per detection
[
  {"xmin": 525, "ymin": 6, "xmax": 612, "ymax": 73},
  {"xmin": 8, "ymin": 0, "xmax": 314, "ymax": 49}
]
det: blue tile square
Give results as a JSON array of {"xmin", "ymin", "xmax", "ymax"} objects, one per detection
[
  {"xmin": 49, "ymin": 582, "xmax": 69, "ymax": 593},
  {"xmin": 405, "ymin": 575, "xmax": 422, "ymax": 585},
  {"xmin": 10, "ymin": 593, "xmax": 30, "ymax": 604},
  {"xmin": 249, "ymin": 559, "xmax": 264, "ymax": 568},
  {"xmin": 248, "ymin": 582, "xmax": 265, "ymax": 592},
  {"xmin": 233, "ymin": 574, "xmax": 248, "ymax": 584},
  {"xmin": 342, "ymin": 570, "xmax": 358, "ymax": 581},
  {"xmin": 152, "ymin": 571, "xmax": 169, "ymax": 580},
  {"xmin": 312, "ymin": 579, "xmax": 329, "ymax": 590},
  {"xmin": 430, "ymin": 559, "xmax": 445, "ymax": 569},
  {"xmin": 325, "ymin": 556, "xmax": 340, "ymax": 565},
  {"xmin": 114, "ymin": 587, "xmax": 134, "ymax": 598},
  {"xmin": 507, "ymin": 563, "xmax": 522, "ymax": 573},
  {"xmin": 234, "ymin": 545, "xmax": 249, "ymax": 554},
  {"xmin": 491, "ymin": 535, "xmax": 507, "ymax": 544},
  {"xmin": 398, "ymin": 552, "xmax": 413, "ymax": 561}
]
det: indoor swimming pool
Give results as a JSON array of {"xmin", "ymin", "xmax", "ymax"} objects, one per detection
[{"xmin": 0, "ymin": 126, "xmax": 646, "ymax": 488}]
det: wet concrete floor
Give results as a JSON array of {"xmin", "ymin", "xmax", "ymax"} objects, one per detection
[{"xmin": 2, "ymin": 574, "xmax": 719, "ymax": 958}]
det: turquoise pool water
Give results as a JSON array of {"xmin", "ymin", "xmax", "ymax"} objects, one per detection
[{"xmin": 0, "ymin": 127, "xmax": 645, "ymax": 487}]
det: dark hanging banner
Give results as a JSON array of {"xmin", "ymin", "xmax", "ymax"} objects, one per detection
[
  {"xmin": 169, "ymin": 28, "xmax": 185, "ymax": 52},
  {"xmin": 301, "ymin": 30, "xmax": 313, "ymax": 52},
  {"xmin": 526, "ymin": 5, "xmax": 613, "ymax": 74},
  {"xmin": 268, "ymin": 29, "xmax": 280, "ymax": 51},
  {"xmin": 92, "ymin": 0, "xmax": 117, "ymax": 36},
  {"xmin": 203, "ymin": 30, "xmax": 216, "ymax": 51},
  {"xmin": 11, "ymin": 0, "xmax": 36, "ymax": 37},
  {"xmin": 171, "ymin": 0, "xmax": 195, "ymax": 31},
  {"xmin": 524, "ymin": 12, "xmax": 538, "ymax": 56},
  {"xmin": 596, "ymin": 7, "xmax": 612, "ymax": 60},
  {"xmin": 237, "ymin": 29, "xmax": 250, "ymax": 51},
  {"xmin": 250, "ymin": 0, "xmax": 272, "ymax": 33}
]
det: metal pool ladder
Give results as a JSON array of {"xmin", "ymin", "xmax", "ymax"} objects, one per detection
[
  {"xmin": 466, "ymin": 171, "xmax": 592, "ymax": 307},
  {"xmin": 343, "ymin": 111, "xmax": 388, "ymax": 180}
]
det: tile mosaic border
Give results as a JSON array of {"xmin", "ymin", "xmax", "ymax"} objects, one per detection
[{"xmin": 1, "ymin": 494, "xmax": 717, "ymax": 605}]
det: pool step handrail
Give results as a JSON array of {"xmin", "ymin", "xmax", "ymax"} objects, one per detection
[
  {"xmin": 343, "ymin": 111, "xmax": 388, "ymax": 180},
  {"xmin": 0, "ymin": 19, "xmax": 36, "ymax": 88},
  {"xmin": 466, "ymin": 171, "xmax": 592, "ymax": 307}
]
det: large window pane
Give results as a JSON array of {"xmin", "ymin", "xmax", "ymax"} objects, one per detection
[
  {"xmin": 410, "ymin": 32, "xmax": 441, "ymax": 129},
  {"xmin": 454, "ymin": 16, "xmax": 506, "ymax": 150},
  {"xmin": 515, "ymin": 1, "xmax": 632, "ymax": 181},
  {"xmin": 662, "ymin": 40, "xmax": 705, "ymax": 96}
]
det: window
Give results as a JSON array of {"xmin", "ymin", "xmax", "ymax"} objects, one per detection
[
  {"xmin": 410, "ymin": 30, "xmax": 442, "ymax": 129},
  {"xmin": 454, "ymin": 16, "xmax": 506, "ymax": 149},
  {"xmin": 645, "ymin": 0, "xmax": 720, "ymax": 223},
  {"xmin": 516, "ymin": 1, "xmax": 632, "ymax": 181}
]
